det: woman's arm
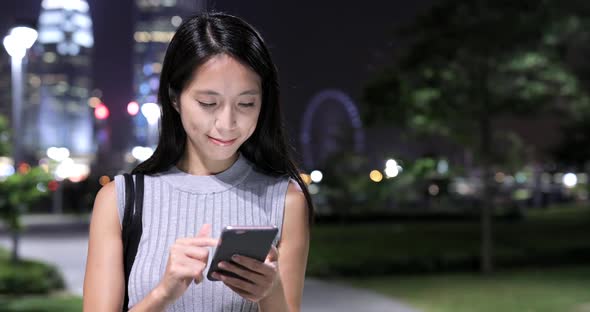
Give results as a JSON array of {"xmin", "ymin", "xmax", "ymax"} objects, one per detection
[
  {"xmin": 83, "ymin": 181, "xmax": 214, "ymax": 312},
  {"xmin": 259, "ymin": 182, "xmax": 310, "ymax": 312},
  {"xmin": 83, "ymin": 181, "xmax": 126, "ymax": 311},
  {"xmin": 214, "ymin": 181, "xmax": 309, "ymax": 311}
]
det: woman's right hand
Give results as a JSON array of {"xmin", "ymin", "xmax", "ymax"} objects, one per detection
[{"xmin": 154, "ymin": 223, "xmax": 218, "ymax": 304}]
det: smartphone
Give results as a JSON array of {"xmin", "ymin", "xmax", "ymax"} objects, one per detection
[{"xmin": 207, "ymin": 225, "xmax": 279, "ymax": 282}]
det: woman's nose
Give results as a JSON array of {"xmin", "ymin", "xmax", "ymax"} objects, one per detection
[{"xmin": 215, "ymin": 105, "xmax": 237, "ymax": 131}]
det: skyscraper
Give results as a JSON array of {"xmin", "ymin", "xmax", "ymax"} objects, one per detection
[
  {"xmin": 24, "ymin": 0, "xmax": 94, "ymax": 163},
  {"xmin": 131, "ymin": 0, "xmax": 205, "ymax": 147}
]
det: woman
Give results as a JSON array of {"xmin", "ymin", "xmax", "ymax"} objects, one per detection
[{"xmin": 83, "ymin": 12, "xmax": 313, "ymax": 312}]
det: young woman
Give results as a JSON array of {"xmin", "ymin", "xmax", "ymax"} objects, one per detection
[{"xmin": 83, "ymin": 12, "xmax": 313, "ymax": 312}]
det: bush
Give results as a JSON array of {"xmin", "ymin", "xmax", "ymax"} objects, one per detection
[
  {"xmin": 307, "ymin": 205, "xmax": 590, "ymax": 277},
  {"xmin": 0, "ymin": 259, "xmax": 65, "ymax": 295}
]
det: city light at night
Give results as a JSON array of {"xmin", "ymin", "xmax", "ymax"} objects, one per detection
[
  {"xmin": 370, "ymin": 170, "xmax": 383, "ymax": 183},
  {"xmin": 127, "ymin": 101, "xmax": 140, "ymax": 116},
  {"xmin": 94, "ymin": 103, "xmax": 109, "ymax": 120},
  {"xmin": 310, "ymin": 170, "xmax": 323, "ymax": 183}
]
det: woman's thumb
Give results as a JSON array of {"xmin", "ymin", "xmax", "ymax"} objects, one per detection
[{"xmin": 266, "ymin": 245, "xmax": 279, "ymax": 262}]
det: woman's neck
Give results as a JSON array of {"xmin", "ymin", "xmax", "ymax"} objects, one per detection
[{"xmin": 176, "ymin": 151, "xmax": 239, "ymax": 176}]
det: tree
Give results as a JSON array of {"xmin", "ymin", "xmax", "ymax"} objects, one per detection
[
  {"xmin": 551, "ymin": 10, "xmax": 590, "ymax": 169},
  {"xmin": 0, "ymin": 115, "xmax": 10, "ymax": 157},
  {"xmin": 362, "ymin": 0, "xmax": 590, "ymax": 273},
  {"xmin": 0, "ymin": 115, "xmax": 52, "ymax": 263}
]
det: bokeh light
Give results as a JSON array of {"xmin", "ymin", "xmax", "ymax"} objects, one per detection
[
  {"xmin": 300, "ymin": 173, "xmax": 312, "ymax": 185},
  {"xmin": 428, "ymin": 184, "xmax": 440, "ymax": 196},
  {"xmin": 94, "ymin": 103, "xmax": 109, "ymax": 120},
  {"xmin": 171, "ymin": 15, "xmax": 182, "ymax": 27},
  {"xmin": 127, "ymin": 101, "xmax": 140, "ymax": 116},
  {"xmin": 386, "ymin": 159, "xmax": 397, "ymax": 169},
  {"xmin": 47, "ymin": 147, "xmax": 70, "ymax": 162},
  {"xmin": 495, "ymin": 172, "xmax": 505, "ymax": 183},
  {"xmin": 310, "ymin": 170, "xmax": 323, "ymax": 183},
  {"xmin": 88, "ymin": 96, "xmax": 101, "ymax": 108},
  {"xmin": 141, "ymin": 102, "xmax": 160, "ymax": 125},
  {"xmin": 384, "ymin": 166, "xmax": 399, "ymax": 178},
  {"xmin": 385, "ymin": 158, "xmax": 402, "ymax": 178},
  {"xmin": 18, "ymin": 163, "xmax": 31, "ymax": 174},
  {"xmin": 36, "ymin": 182, "xmax": 48, "ymax": 192},
  {"xmin": 563, "ymin": 173, "xmax": 577, "ymax": 188},
  {"xmin": 0, "ymin": 157, "xmax": 15, "ymax": 180},
  {"xmin": 370, "ymin": 170, "xmax": 383, "ymax": 183},
  {"xmin": 132, "ymin": 146, "xmax": 154, "ymax": 161},
  {"xmin": 308, "ymin": 184, "xmax": 319, "ymax": 195},
  {"xmin": 48, "ymin": 180, "xmax": 59, "ymax": 192},
  {"xmin": 99, "ymin": 175, "xmax": 111, "ymax": 186},
  {"xmin": 437, "ymin": 159, "xmax": 449, "ymax": 175}
]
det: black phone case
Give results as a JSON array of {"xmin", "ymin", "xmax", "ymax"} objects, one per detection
[{"xmin": 207, "ymin": 226, "xmax": 278, "ymax": 282}]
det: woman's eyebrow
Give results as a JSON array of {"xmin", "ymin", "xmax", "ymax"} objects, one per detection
[
  {"xmin": 237, "ymin": 90, "xmax": 260, "ymax": 96},
  {"xmin": 193, "ymin": 89, "xmax": 260, "ymax": 96}
]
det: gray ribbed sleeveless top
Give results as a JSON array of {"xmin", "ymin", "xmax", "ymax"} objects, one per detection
[{"xmin": 114, "ymin": 155, "xmax": 290, "ymax": 311}]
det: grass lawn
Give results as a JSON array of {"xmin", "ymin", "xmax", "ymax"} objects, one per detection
[
  {"xmin": 345, "ymin": 265, "xmax": 590, "ymax": 312},
  {"xmin": 308, "ymin": 204, "xmax": 590, "ymax": 311},
  {"xmin": 307, "ymin": 204, "xmax": 590, "ymax": 276},
  {"xmin": 0, "ymin": 294, "xmax": 83, "ymax": 312}
]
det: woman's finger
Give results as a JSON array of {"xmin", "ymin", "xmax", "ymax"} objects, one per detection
[
  {"xmin": 182, "ymin": 245, "xmax": 209, "ymax": 261},
  {"xmin": 218, "ymin": 261, "xmax": 264, "ymax": 284},
  {"xmin": 172, "ymin": 256, "xmax": 206, "ymax": 285},
  {"xmin": 196, "ymin": 223, "xmax": 211, "ymax": 238},
  {"xmin": 225, "ymin": 283, "xmax": 257, "ymax": 302},
  {"xmin": 192, "ymin": 262, "xmax": 207, "ymax": 284},
  {"xmin": 175, "ymin": 237, "xmax": 219, "ymax": 247},
  {"xmin": 213, "ymin": 272, "xmax": 257, "ymax": 295},
  {"xmin": 229, "ymin": 255, "xmax": 268, "ymax": 275}
]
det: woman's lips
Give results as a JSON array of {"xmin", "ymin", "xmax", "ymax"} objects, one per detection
[{"xmin": 208, "ymin": 136, "xmax": 237, "ymax": 146}]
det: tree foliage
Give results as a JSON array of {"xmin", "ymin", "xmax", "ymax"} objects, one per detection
[
  {"xmin": 363, "ymin": 0, "xmax": 590, "ymax": 163},
  {"xmin": 362, "ymin": 0, "xmax": 590, "ymax": 273},
  {"xmin": 0, "ymin": 114, "xmax": 52, "ymax": 262}
]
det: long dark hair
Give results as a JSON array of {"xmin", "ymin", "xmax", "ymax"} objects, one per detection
[{"xmin": 132, "ymin": 12, "xmax": 314, "ymax": 224}]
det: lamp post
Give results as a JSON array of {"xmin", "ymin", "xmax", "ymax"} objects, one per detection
[
  {"xmin": 2, "ymin": 26, "xmax": 37, "ymax": 263},
  {"xmin": 3, "ymin": 26, "xmax": 38, "ymax": 167}
]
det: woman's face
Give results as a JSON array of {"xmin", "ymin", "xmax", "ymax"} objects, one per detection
[{"xmin": 176, "ymin": 53, "xmax": 262, "ymax": 162}]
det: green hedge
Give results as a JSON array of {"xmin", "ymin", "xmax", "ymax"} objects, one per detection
[
  {"xmin": 307, "ymin": 205, "xmax": 590, "ymax": 277},
  {"xmin": 0, "ymin": 259, "xmax": 65, "ymax": 295}
]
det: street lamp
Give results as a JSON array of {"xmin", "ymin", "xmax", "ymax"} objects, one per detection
[{"xmin": 3, "ymin": 26, "xmax": 38, "ymax": 166}]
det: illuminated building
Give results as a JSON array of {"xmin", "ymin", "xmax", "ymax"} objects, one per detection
[
  {"xmin": 23, "ymin": 0, "xmax": 95, "ymax": 162},
  {"xmin": 132, "ymin": 0, "xmax": 205, "ymax": 147}
]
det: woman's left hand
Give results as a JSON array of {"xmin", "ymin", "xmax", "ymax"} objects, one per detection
[{"xmin": 212, "ymin": 245, "xmax": 280, "ymax": 303}]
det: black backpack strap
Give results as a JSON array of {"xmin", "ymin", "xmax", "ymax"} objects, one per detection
[{"xmin": 121, "ymin": 173, "xmax": 144, "ymax": 312}]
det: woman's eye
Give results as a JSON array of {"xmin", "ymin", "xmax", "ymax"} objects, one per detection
[
  {"xmin": 239, "ymin": 102, "xmax": 255, "ymax": 107},
  {"xmin": 198, "ymin": 101, "xmax": 216, "ymax": 107}
]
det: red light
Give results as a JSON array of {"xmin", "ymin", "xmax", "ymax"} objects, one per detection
[
  {"xmin": 95, "ymin": 103, "xmax": 110, "ymax": 120},
  {"xmin": 18, "ymin": 163, "xmax": 31, "ymax": 174},
  {"xmin": 127, "ymin": 101, "xmax": 140, "ymax": 116},
  {"xmin": 48, "ymin": 180, "xmax": 59, "ymax": 192}
]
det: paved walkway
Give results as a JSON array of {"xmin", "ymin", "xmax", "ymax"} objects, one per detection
[
  {"xmin": 302, "ymin": 278, "xmax": 418, "ymax": 312},
  {"xmin": 0, "ymin": 216, "xmax": 419, "ymax": 312}
]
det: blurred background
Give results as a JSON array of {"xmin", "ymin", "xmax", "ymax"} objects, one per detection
[{"xmin": 0, "ymin": 0, "xmax": 589, "ymax": 311}]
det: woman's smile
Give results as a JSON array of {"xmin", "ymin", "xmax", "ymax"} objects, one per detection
[{"xmin": 208, "ymin": 135, "xmax": 238, "ymax": 146}]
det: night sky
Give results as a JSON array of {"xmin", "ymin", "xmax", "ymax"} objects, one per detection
[{"xmin": 0, "ymin": 0, "xmax": 434, "ymax": 155}]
